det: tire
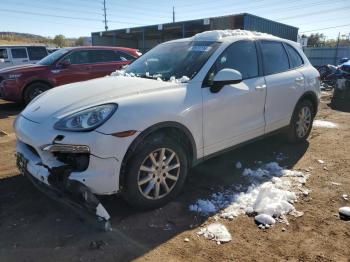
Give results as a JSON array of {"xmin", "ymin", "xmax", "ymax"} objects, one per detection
[
  {"xmin": 286, "ymin": 100, "xmax": 314, "ymax": 143},
  {"xmin": 24, "ymin": 83, "xmax": 50, "ymax": 104},
  {"xmin": 122, "ymin": 134, "xmax": 188, "ymax": 210}
]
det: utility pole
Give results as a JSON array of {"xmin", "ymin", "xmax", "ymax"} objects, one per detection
[
  {"xmin": 103, "ymin": 0, "xmax": 108, "ymax": 31},
  {"xmin": 334, "ymin": 32, "xmax": 340, "ymax": 65},
  {"xmin": 172, "ymin": 6, "xmax": 175, "ymax": 23}
]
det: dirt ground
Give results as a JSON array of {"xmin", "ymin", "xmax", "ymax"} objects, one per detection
[{"xmin": 0, "ymin": 92, "xmax": 349, "ymax": 262}]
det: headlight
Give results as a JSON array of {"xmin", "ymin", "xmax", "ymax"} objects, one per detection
[
  {"xmin": 7, "ymin": 73, "xmax": 22, "ymax": 80},
  {"xmin": 54, "ymin": 104, "xmax": 117, "ymax": 131}
]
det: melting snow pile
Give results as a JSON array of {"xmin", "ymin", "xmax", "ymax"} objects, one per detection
[
  {"xmin": 197, "ymin": 223, "xmax": 232, "ymax": 244},
  {"xmin": 110, "ymin": 70, "xmax": 189, "ymax": 83},
  {"xmin": 313, "ymin": 120, "xmax": 338, "ymax": 128},
  {"xmin": 189, "ymin": 162, "xmax": 309, "ymax": 227}
]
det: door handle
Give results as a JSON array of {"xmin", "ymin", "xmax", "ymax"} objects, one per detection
[
  {"xmin": 295, "ymin": 77, "xmax": 304, "ymax": 82},
  {"xmin": 255, "ymin": 84, "xmax": 266, "ymax": 91}
]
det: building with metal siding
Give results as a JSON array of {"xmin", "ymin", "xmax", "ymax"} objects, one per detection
[{"xmin": 91, "ymin": 13, "xmax": 298, "ymax": 52}]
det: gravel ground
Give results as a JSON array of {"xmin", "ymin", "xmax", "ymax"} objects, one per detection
[{"xmin": 0, "ymin": 92, "xmax": 349, "ymax": 262}]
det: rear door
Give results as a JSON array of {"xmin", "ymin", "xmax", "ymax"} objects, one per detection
[
  {"xmin": 88, "ymin": 49, "xmax": 133, "ymax": 78},
  {"xmin": 260, "ymin": 41, "xmax": 305, "ymax": 133},
  {"xmin": 10, "ymin": 47, "xmax": 29, "ymax": 66},
  {"xmin": 0, "ymin": 48, "xmax": 11, "ymax": 68}
]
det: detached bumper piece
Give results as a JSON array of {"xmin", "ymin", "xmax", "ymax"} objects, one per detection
[{"xmin": 17, "ymin": 153, "xmax": 111, "ymax": 231}]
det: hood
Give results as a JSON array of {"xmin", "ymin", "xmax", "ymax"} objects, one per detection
[
  {"xmin": 0, "ymin": 64, "xmax": 47, "ymax": 74},
  {"xmin": 22, "ymin": 76, "xmax": 182, "ymax": 123}
]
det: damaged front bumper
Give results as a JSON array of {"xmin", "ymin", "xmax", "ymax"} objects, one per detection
[
  {"xmin": 13, "ymin": 115, "xmax": 129, "ymax": 230},
  {"xmin": 16, "ymin": 151, "xmax": 112, "ymax": 230}
]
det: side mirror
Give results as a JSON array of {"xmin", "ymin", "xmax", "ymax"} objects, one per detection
[
  {"xmin": 0, "ymin": 58, "xmax": 5, "ymax": 63},
  {"xmin": 210, "ymin": 68, "xmax": 242, "ymax": 93},
  {"xmin": 59, "ymin": 59, "xmax": 71, "ymax": 68}
]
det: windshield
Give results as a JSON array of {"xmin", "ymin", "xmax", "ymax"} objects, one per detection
[
  {"xmin": 37, "ymin": 48, "xmax": 70, "ymax": 66},
  {"xmin": 125, "ymin": 41, "xmax": 220, "ymax": 81}
]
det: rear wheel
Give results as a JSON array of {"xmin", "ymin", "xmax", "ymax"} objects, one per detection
[
  {"xmin": 24, "ymin": 83, "xmax": 50, "ymax": 104},
  {"xmin": 286, "ymin": 100, "xmax": 314, "ymax": 143},
  {"xmin": 122, "ymin": 135, "xmax": 188, "ymax": 209}
]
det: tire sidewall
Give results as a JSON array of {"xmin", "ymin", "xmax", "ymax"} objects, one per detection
[
  {"xmin": 122, "ymin": 136, "xmax": 188, "ymax": 209},
  {"xmin": 24, "ymin": 83, "xmax": 50, "ymax": 104},
  {"xmin": 290, "ymin": 100, "xmax": 314, "ymax": 143}
]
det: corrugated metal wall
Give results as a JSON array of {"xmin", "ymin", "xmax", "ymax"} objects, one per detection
[
  {"xmin": 303, "ymin": 47, "xmax": 350, "ymax": 66},
  {"xmin": 243, "ymin": 14, "xmax": 298, "ymax": 41}
]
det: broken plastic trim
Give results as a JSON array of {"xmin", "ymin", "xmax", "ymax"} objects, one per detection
[
  {"xmin": 41, "ymin": 144, "xmax": 90, "ymax": 153},
  {"xmin": 22, "ymin": 159, "xmax": 111, "ymax": 231}
]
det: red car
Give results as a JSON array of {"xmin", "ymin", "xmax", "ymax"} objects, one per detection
[{"xmin": 0, "ymin": 46, "xmax": 140, "ymax": 104}]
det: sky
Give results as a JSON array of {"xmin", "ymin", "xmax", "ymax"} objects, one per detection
[{"xmin": 0, "ymin": 0, "xmax": 349, "ymax": 40}]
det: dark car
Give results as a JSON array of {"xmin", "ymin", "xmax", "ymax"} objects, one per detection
[{"xmin": 0, "ymin": 46, "xmax": 140, "ymax": 104}]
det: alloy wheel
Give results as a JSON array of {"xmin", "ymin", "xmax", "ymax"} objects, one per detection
[
  {"xmin": 296, "ymin": 106, "xmax": 312, "ymax": 138},
  {"xmin": 137, "ymin": 148, "xmax": 180, "ymax": 200}
]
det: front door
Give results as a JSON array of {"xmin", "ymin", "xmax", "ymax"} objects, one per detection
[
  {"xmin": 53, "ymin": 50, "xmax": 93, "ymax": 86},
  {"xmin": 202, "ymin": 40, "xmax": 266, "ymax": 156}
]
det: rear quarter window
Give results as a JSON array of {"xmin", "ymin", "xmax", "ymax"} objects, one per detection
[
  {"xmin": 261, "ymin": 41, "xmax": 289, "ymax": 75},
  {"xmin": 27, "ymin": 47, "xmax": 48, "ymax": 60},
  {"xmin": 285, "ymin": 44, "xmax": 304, "ymax": 68}
]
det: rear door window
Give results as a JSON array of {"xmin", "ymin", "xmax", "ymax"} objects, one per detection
[
  {"xmin": 27, "ymin": 47, "xmax": 48, "ymax": 60},
  {"xmin": 0, "ymin": 49, "xmax": 8, "ymax": 59},
  {"xmin": 90, "ymin": 50, "xmax": 121, "ymax": 63},
  {"xmin": 285, "ymin": 44, "xmax": 304, "ymax": 68},
  {"xmin": 261, "ymin": 41, "xmax": 289, "ymax": 75},
  {"xmin": 116, "ymin": 51, "xmax": 135, "ymax": 61},
  {"xmin": 11, "ymin": 48, "xmax": 28, "ymax": 59}
]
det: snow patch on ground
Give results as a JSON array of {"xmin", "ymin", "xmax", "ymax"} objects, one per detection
[
  {"xmin": 189, "ymin": 162, "xmax": 309, "ymax": 227},
  {"xmin": 197, "ymin": 223, "xmax": 232, "ymax": 244},
  {"xmin": 313, "ymin": 120, "xmax": 338, "ymax": 128}
]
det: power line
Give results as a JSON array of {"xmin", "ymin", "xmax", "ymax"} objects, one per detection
[{"xmin": 300, "ymin": 24, "xmax": 350, "ymax": 33}]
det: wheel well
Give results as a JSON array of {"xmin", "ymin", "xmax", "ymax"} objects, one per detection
[
  {"xmin": 23, "ymin": 80, "xmax": 53, "ymax": 100},
  {"xmin": 299, "ymin": 92, "xmax": 318, "ymax": 117},
  {"xmin": 119, "ymin": 123, "xmax": 196, "ymax": 190}
]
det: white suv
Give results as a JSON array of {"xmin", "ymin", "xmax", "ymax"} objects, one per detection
[{"xmin": 14, "ymin": 30, "xmax": 320, "ymax": 224}]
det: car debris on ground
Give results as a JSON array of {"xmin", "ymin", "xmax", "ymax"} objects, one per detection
[
  {"xmin": 339, "ymin": 207, "xmax": 350, "ymax": 221},
  {"xmin": 197, "ymin": 223, "xmax": 232, "ymax": 244}
]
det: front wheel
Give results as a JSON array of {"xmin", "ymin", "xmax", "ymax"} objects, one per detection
[
  {"xmin": 286, "ymin": 100, "xmax": 314, "ymax": 143},
  {"xmin": 24, "ymin": 83, "xmax": 50, "ymax": 104},
  {"xmin": 122, "ymin": 135, "xmax": 188, "ymax": 209}
]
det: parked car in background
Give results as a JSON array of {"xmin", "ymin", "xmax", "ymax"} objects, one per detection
[
  {"xmin": 0, "ymin": 46, "xmax": 48, "ymax": 69},
  {"xmin": 14, "ymin": 30, "xmax": 320, "ymax": 226},
  {"xmin": 0, "ymin": 46, "xmax": 140, "ymax": 103}
]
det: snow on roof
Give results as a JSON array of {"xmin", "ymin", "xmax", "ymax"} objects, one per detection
[{"xmin": 193, "ymin": 29, "xmax": 277, "ymax": 41}]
